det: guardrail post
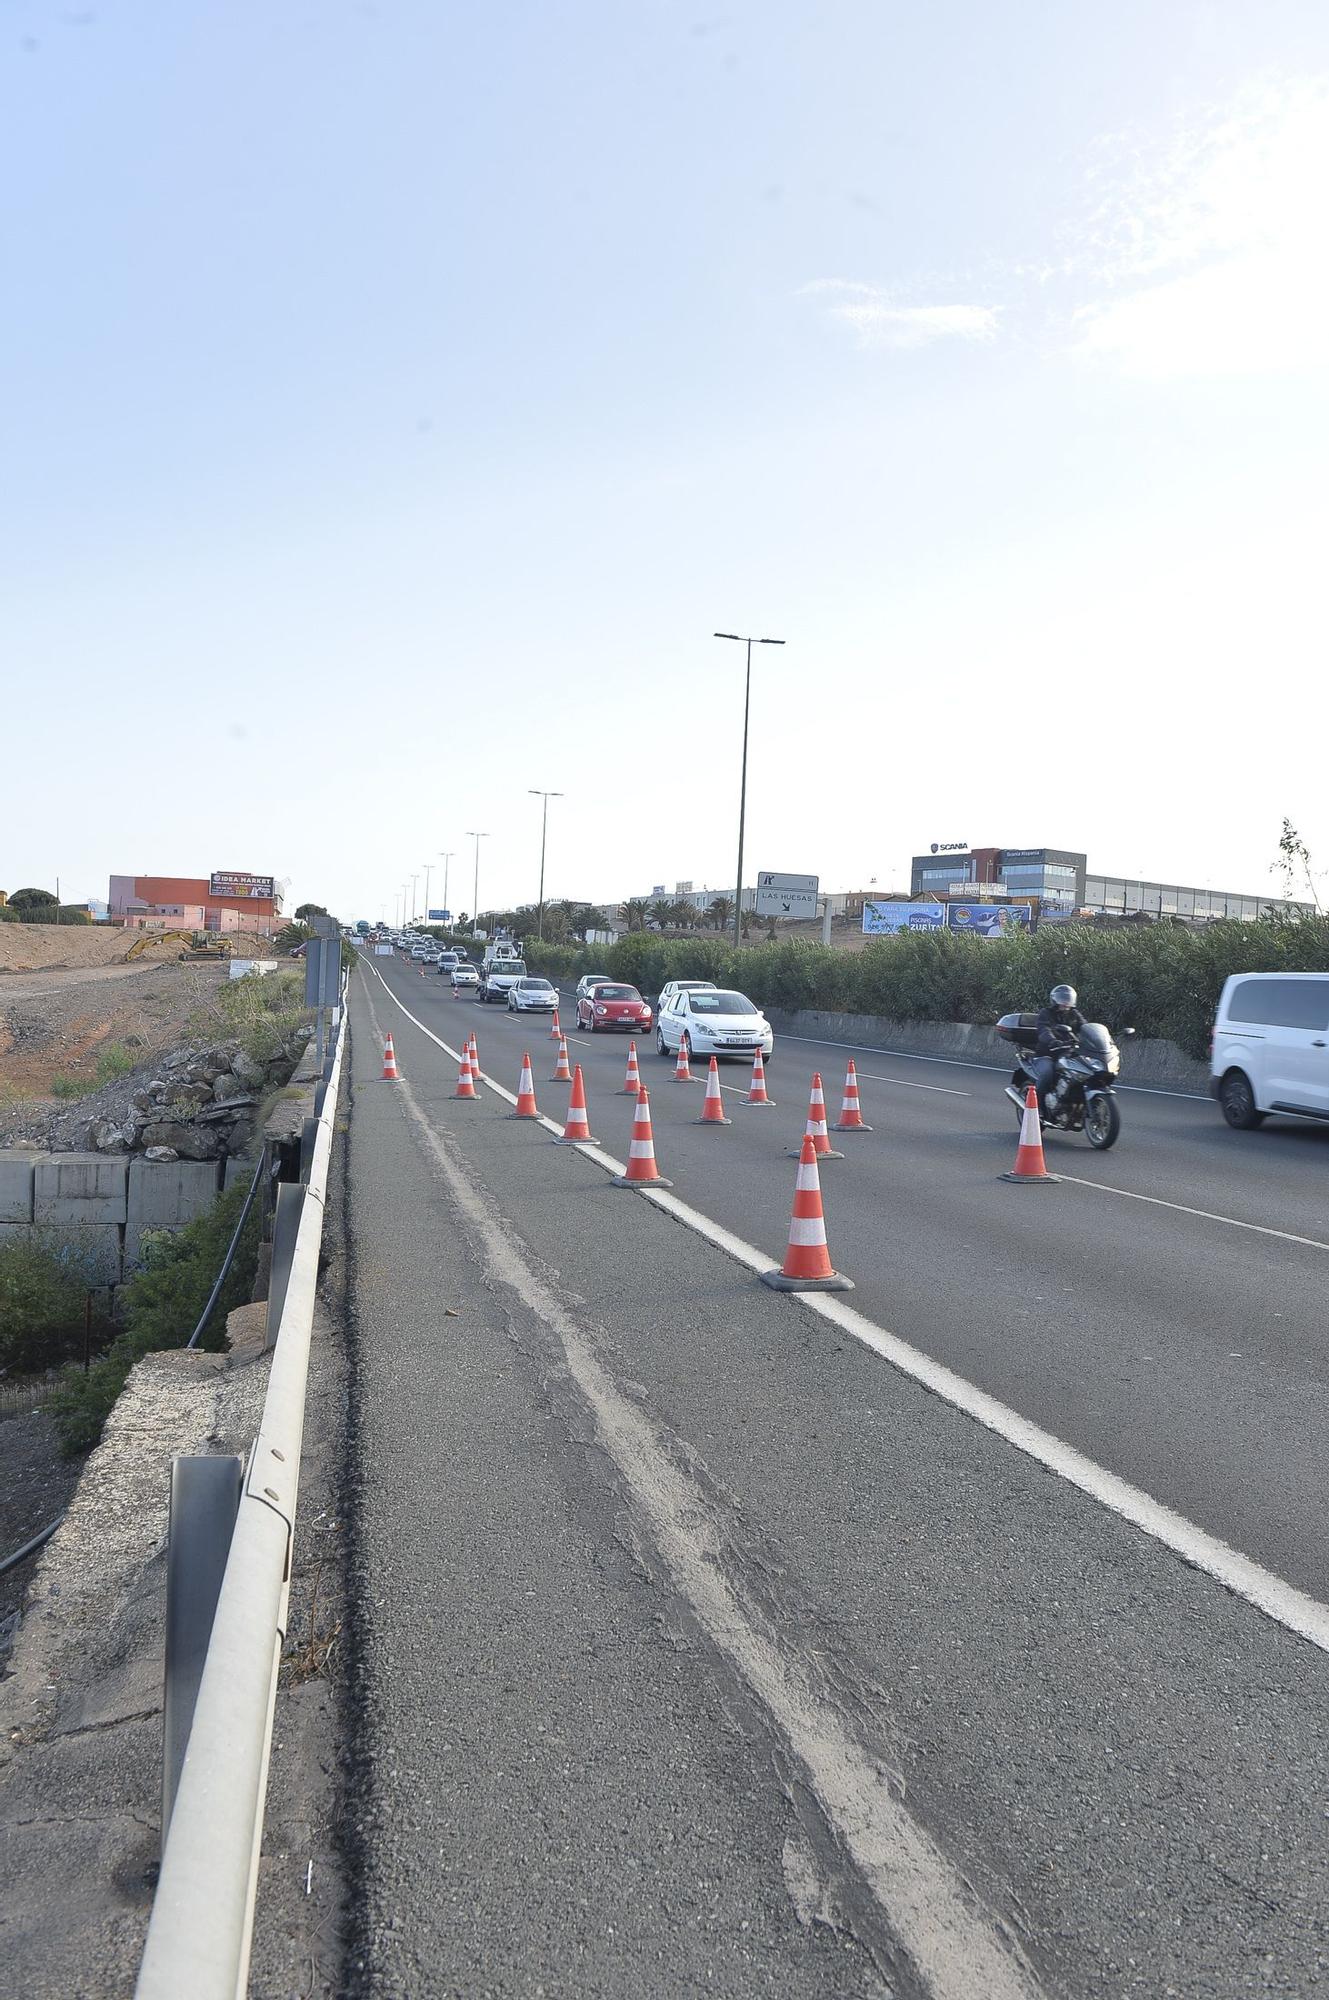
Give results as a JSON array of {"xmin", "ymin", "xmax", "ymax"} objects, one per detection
[
  {"xmin": 163, "ymin": 1455, "xmax": 244, "ymax": 1843},
  {"xmin": 299, "ymin": 1113, "xmax": 319, "ymax": 1181},
  {"xmin": 265, "ymin": 1182, "xmax": 307, "ymax": 1349}
]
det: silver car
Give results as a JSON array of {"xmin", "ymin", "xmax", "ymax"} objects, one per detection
[{"xmin": 508, "ymin": 976, "xmax": 559, "ymax": 1014}]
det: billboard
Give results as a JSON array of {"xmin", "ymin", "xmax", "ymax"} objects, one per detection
[
  {"xmin": 862, "ymin": 901, "xmax": 945, "ymax": 934},
  {"xmin": 946, "ymin": 902, "xmax": 1033, "ymax": 937},
  {"xmin": 209, "ymin": 871, "xmax": 274, "ymax": 899},
  {"xmin": 756, "ymin": 870, "xmax": 819, "ymax": 918}
]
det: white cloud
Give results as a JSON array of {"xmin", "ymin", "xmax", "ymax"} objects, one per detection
[
  {"xmin": 1070, "ymin": 76, "xmax": 1329, "ymax": 378},
  {"xmin": 802, "ymin": 282, "xmax": 999, "ymax": 349}
]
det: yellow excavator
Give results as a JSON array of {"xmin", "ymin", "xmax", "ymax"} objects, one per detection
[{"xmin": 125, "ymin": 930, "xmax": 232, "ymax": 962}]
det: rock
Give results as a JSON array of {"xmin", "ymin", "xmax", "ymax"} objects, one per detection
[
  {"xmin": 224, "ymin": 1121, "xmax": 254, "ymax": 1156},
  {"xmin": 171, "ymin": 1082, "xmax": 213, "ymax": 1107},
  {"xmin": 212, "ymin": 1073, "xmax": 248, "ymax": 1103},
  {"xmin": 87, "ymin": 1117, "xmax": 130, "ymax": 1153},
  {"xmin": 196, "ymin": 1096, "xmax": 257, "ymax": 1124},
  {"xmin": 230, "ymin": 1051, "xmax": 266, "ymax": 1090},
  {"xmin": 130, "ymin": 1090, "xmax": 154, "ymax": 1114},
  {"xmin": 140, "ymin": 1120, "xmax": 221, "ymax": 1162},
  {"xmin": 143, "ymin": 1146, "xmax": 179, "ymax": 1162}
]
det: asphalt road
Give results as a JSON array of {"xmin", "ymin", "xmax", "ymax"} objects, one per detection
[{"xmin": 342, "ymin": 955, "xmax": 1329, "ymax": 1998}]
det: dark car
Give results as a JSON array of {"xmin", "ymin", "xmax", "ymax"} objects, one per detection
[{"xmin": 576, "ymin": 983, "xmax": 652, "ymax": 1033}]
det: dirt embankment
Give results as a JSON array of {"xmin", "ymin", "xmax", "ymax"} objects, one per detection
[{"xmin": 0, "ymin": 924, "xmax": 279, "ymax": 975}]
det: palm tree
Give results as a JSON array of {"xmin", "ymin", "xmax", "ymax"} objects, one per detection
[
  {"xmin": 648, "ymin": 898, "xmax": 674, "ymax": 931},
  {"xmin": 669, "ymin": 898, "xmax": 696, "ymax": 931},
  {"xmin": 617, "ymin": 898, "xmax": 649, "ymax": 932},
  {"xmin": 708, "ymin": 895, "xmax": 734, "ymax": 932}
]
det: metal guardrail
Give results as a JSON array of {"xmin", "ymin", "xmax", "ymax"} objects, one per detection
[{"xmin": 135, "ymin": 975, "xmax": 347, "ymax": 2000}]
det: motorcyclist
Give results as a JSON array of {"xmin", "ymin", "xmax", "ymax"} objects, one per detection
[{"xmin": 1031, "ymin": 983, "xmax": 1084, "ymax": 1115}]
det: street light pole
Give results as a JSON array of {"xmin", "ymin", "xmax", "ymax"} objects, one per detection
[
  {"xmin": 422, "ymin": 863, "xmax": 432, "ymax": 924},
  {"xmin": 528, "ymin": 790, "xmax": 563, "ymax": 939},
  {"xmin": 439, "ymin": 851, "xmax": 454, "ymax": 926},
  {"xmin": 409, "ymin": 874, "xmax": 419, "ymax": 923},
  {"xmin": 466, "ymin": 833, "xmax": 488, "ymax": 936},
  {"xmin": 714, "ymin": 632, "xmax": 786, "ymax": 948}
]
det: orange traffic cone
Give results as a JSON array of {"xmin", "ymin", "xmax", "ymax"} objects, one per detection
[
  {"xmin": 467, "ymin": 1033, "xmax": 479, "ymax": 1078},
  {"xmin": 788, "ymin": 1073, "xmax": 843, "ymax": 1159},
  {"xmin": 833, "ymin": 1060, "xmax": 872, "ymax": 1132},
  {"xmin": 618, "ymin": 1041, "xmax": 642, "ymax": 1095},
  {"xmin": 694, "ymin": 1055, "xmax": 731, "ymax": 1125},
  {"xmin": 551, "ymin": 1035, "xmax": 572, "ymax": 1082},
  {"xmin": 673, "ymin": 1039, "xmax": 694, "ymax": 1082},
  {"xmin": 549, "ymin": 1010, "xmax": 563, "ymax": 1040},
  {"xmin": 554, "ymin": 1064, "xmax": 598, "ymax": 1145},
  {"xmin": 452, "ymin": 1044, "xmax": 477, "ymax": 1099},
  {"xmin": 612, "ymin": 1087, "xmax": 673, "ymax": 1188},
  {"xmin": 510, "ymin": 1052, "xmax": 539, "ymax": 1119},
  {"xmin": 761, "ymin": 1135, "xmax": 854, "ymax": 1292},
  {"xmin": 742, "ymin": 1050, "xmax": 774, "ymax": 1106},
  {"xmin": 382, "ymin": 1035, "xmax": 400, "ymax": 1081},
  {"xmin": 1002, "ymin": 1086, "xmax": 1058, "ymax": 1184}
]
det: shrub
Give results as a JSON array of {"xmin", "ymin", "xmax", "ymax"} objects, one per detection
[
  {"xmin": 48, "ymin": 1177, "xmax": 263, "ymax": 1456},
  {"xmin": 0, "ymin": 1240, "xmax": 90, "ymax": 1372}
]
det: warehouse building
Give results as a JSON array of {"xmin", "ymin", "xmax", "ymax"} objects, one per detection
[
  {"xmin": 908, "ymin": 845, "xmax": 1313, "ymax": 923},
  {"xmin": 108, "ymin": 870, "xmax": 282, "ymax": 935}
]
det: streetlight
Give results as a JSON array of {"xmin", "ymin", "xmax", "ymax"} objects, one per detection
[
  {"xmin": 421, "ymin": 862, "xmax": 433, "ymax": 924},
  {"xmin": 439, "ymin": 851, "xmax": 454, "ymax": 927},
  {"xmin": 528, "ymin": 790, "xmax": 564, "ymax": 939},
  {"xmin": 714, "ymin": 632, "xmax": 786, "ymax": 947},
  {"xmin": 466, "ymin": 832, "xmax": 488, "ymax": 936}
]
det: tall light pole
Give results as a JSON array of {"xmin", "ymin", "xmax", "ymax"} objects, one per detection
[
  {"xmin": 439, "ymin": 851, "xmax": 454, "ymax": 926},
  {"xmin": 466, "ymin": 832, "xmax": 488, "ymax": 936},
  {"xmin": 422, "ymin": 862, "xmax": 433, "ymax": 924},
  {"xmin": 409, "ymin": 873, "xmax": 419, "ymax": 923},
  {"xmin": 528, "ymin": 790, "xmax": 563, "ymax": 939},
  {"xmin": 714, "ymin": 632, "xmax": 786, "ymax": 947}
]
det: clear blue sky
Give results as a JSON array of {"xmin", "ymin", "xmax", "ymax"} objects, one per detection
[{"xmin": 5, "ymin": 1, "xmax": 1327, "ymax": 921}]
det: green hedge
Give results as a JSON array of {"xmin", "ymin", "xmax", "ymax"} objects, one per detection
[{"xmin": 523, "ymin": 916, "xmax": 1329, "ymax": 1063}]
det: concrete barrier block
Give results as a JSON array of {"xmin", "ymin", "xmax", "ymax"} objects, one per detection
[
  {"xmin": 32, "ymin": 1153, "xmax": 129, "ymax": 1225},
  {"xmin": 0, "ymin": 1221, "xmax": 125, "ymax": 1289},
  {"xmin": 0, "ymin": 1151, "xmax": 36, "ymax": 1223},
  {"xmin": 223, "ymin": 1153, "xmax": 260, "ymax": 1192},
  {"xmin": 125, "ymin": 1157, "xmax": 223, "ymax": 1269}
]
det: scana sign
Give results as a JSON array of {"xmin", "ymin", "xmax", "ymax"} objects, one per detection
[{"xmin": 929, "ymin": 842, "xmax": 968, "ymax": 854}]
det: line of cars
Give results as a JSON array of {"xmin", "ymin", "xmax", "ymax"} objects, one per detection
[{"xmin": 571, "ymin": 974, "xmax": 775, "ymax": 1061}]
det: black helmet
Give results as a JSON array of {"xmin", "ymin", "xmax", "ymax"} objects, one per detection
[{"xmin": 1049, "ymin": 983, "xmax": 1077, "ymax": 1008}]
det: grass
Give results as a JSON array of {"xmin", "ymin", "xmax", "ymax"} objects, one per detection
[
  {"xmin": 48, "ymin": 1040, "xmax": 140, "ymax": 1099},
  {"xmin": 188, "ymin": 968, "xmax": 311, "ymax": 1066}
]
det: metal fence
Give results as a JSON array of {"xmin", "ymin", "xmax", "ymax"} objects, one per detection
[{"xmin": 134, "ymin": 967, "xmax": 346, "ymax": 1999}]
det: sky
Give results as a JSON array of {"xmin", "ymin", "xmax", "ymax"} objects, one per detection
[{"xmin": 4, "ymin": 1, "xmax": 1327, "ymax": 923}]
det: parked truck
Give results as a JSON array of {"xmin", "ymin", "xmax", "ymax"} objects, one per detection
[{"xmin": 477, "ymin": 955, "xmax": 527, "ymax": 1003}]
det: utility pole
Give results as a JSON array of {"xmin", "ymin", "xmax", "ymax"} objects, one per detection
[
  {"xmin": 439, "ymin": 851, "xmax": 454, "ymax": 925},
  {"xmin": 714, "ymin": 633, "xmax": 786, "ymax": 947},
  {"xmin": 466, "ymin": 833, "xmax": 488, "ymax": 936},
  {"xmin": 528, "ymin": 791, "xmax": 563, "ymax": 939}
]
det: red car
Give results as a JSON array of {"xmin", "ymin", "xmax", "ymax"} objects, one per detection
[{"xmin": 577, "ymin": 982, "xmax": 653, "ymax": 1033}]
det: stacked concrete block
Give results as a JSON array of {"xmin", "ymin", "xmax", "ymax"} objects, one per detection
[
  {"xmin": 0, "ymin": 1152, "xmax": 36, "ymax": 1223},
  {"xmin": 0, "ymin": 1149, "xmax": 226, "ymax": 1293},
  {"xmin": 125, "ymin": 1157, "xmax": 224, "ymax": 1270}
]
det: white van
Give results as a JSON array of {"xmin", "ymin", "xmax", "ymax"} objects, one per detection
[{"xmin": 1210, "ymin": 973, "xmax": 1329, "ymax": 1129}]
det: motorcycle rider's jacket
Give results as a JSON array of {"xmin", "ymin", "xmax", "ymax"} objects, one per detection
[{"xmin": 1034, "ymin": 1003, "xmax": 1084, "ymax": 1055}]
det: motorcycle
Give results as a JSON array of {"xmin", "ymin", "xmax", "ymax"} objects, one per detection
[{"xmin": 995, "ymin": 1012, "xmax": 1126, "ymax": 1151}]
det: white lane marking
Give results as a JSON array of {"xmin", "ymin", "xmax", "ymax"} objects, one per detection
[
  {"xmin": 1056, "ymin": 1173, "xmax": 1329, "ymax": 1254},
  {"xmin": 856, "ymin": 1072, "xmax": 969, "ymax": 1096},
  {"xmin": 361, "ymin": 998, "xmax": 1045, "ymax": 2000},
  {"xmin": 361, "ymin": 962, "xmax": 1329, "ymax": 1657},
  {"xmin": 775, "ymin": 1031, "xmax": 1210, "ymax": 1101}
]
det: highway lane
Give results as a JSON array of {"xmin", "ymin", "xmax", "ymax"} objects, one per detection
[
  {"xmin": 346, "ymin": 964, "xmax": 1329, "ymax": 1998},
  {"xmin": 375, "ymin": 958, "xmax": 1329, "ymax": 1601}
]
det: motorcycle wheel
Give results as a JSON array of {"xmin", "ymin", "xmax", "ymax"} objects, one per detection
[{"xmin": 1084, "ymin": 1094, "xmax": 1121, "ymax": 1150}]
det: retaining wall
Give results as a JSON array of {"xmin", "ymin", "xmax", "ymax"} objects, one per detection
[
  {"xmin": 0, "ymin": 1150, "xmax": 230, "ymax": 1298},
  {"xmin": 762, "ymin": 1009, "xmax": 1211, "ymax": 1095}
]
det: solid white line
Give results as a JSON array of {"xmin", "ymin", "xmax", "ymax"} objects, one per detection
[
  {"xmin": 360, "ymin": 961, "xmax": 1329, "ymax": 1657},
  {"xmin": 1057, "ymin": 1173, "xmax": 1329, "ymax": 1253},
  {"xmin": 856, "ymin": 1072, "xmax": 969, "ymax": 1096},
  {"xmin": 776, "ymin": 1030, "xmax": 1210, "ymax": 1101}
]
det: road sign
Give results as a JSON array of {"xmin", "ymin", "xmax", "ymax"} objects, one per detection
[
  {"xmin": 428, "ymin": 908, "xmax": 451, "ymax": 922},
  {"xmin": 755, "ymin": 870, "xmax": 819, "ymax": 918}
]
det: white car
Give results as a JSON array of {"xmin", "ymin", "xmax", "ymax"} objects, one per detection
[
  {"xmin": 507, "ymin": 976, "xmax": 560, "ymax": 1013},
  {"xmin": 1210, "ymin": 972, "xmax": 1329, "ymax": 1129},
  {"xmin": 657, "ymin": 978, "xmax": 718, "ymax": 1014},
  {"xmin": 656, "ymin": 988, "xmax": 773, "ymax": 1063},
  {"xmin": 575, "ymin": 973, "xmax": 612, "ymax": 1002},
  {"xmin": 450, "ymin": 964, "xmax": 480, "ymax": 990}
]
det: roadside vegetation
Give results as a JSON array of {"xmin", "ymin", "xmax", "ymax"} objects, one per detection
[
  {"xmin": 520, "ymin": 915, "xmax": 1329, "ymax": 1063},
  {"xmin": 191, "ymin": 965, "xmax": 310, "ymax": 1066},
  {"xmin": 0, "ymin": 1240, "xmax": 99, "ymax": 1374}
]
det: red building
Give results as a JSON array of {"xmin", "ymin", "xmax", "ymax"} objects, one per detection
[{"xmin": 108, "ymin": 871, "xmax": 282, "ymax": 936}]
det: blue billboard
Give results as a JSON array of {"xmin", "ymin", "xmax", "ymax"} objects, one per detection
[
  {"xmin": 862, "ymin": 901, "xmax": 946, "ymax": 935},
  {"xmin": 945, "ymin": 902, "xmax": 1033, "ymax": 936}
]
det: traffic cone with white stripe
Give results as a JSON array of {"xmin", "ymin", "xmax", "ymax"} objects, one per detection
[
  {"xmin": 510, "ymin": 1052, "xmax": 539, "ymax": 1118},
  {"xmin": 452, "ymin": 1043, "xmax": 477, "ymax": 1099},
  {"xmin": 833, "ymin": 1060, "xmax": 872, "ymax": 1132},
  {"xmin": 468, "ymin": 1033, "xmax": 479, "ymax": 1078},
  {"xmin": 549, "ymin": 1010, "xmax": 562, "ymax": 1040},
  {"xmin": 554, "ymin": 1064, "xmax": 597, "ymax": 1145},
  {"xmin": 742, "ymin": 1050, "xmax": 774, "ymax": 1106},
  {"xmin": 382, "ymin": 1035, "xmax": 400, "ymax": 1081},
  {"xmin": 1002, "ymin": 1086, "xmax": 1058, "ymax": 1184},
  {"xmin": 612, "ymin": 1087, "xmax": 673, "ymax": 1188},
  {"xmin": 761, "ymin": 1135, "xmax": 854, "ymax": 1292},
  {"xmin": 551, "ymin": 1034, "xmax": 572, "ymax": 1082},
  {"xmin": 619, "ymin": 1041, "xmax": 642, "ymax": 1095},
  {"xmin": 788, "ymin": 1073, "xmax": 843, "ymax": 1159},
  {"xmin": 673, "ymin": 1039, "xmax": 694, "ymax": 1082},
  {"xmin": 694, "ymin": 1055, "xmax": 731, "ymax": 1125}
]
